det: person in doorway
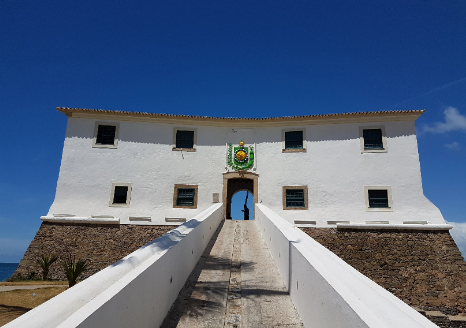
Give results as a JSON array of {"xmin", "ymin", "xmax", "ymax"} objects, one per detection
[
  {"xmin": 241, "ymin": 204, "xmax": 249, "ymax": 220},
  {"xmin": 242, "ymin": 192, "xmax": 249, "ymax": 220}
]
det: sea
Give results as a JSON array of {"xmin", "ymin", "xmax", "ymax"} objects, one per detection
[{"xmin": 0, "ymin": 263, "xmax": 19, "ymax": 282}]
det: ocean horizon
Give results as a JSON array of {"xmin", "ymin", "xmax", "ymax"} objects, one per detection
[{"xmin": 0, "ymin": 263, "xmax": 19, "ymax": 282}]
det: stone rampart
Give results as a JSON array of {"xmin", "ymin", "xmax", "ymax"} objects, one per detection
[
  {"xmin": 301, "ymin": 228, "xmax": 466, "ymax": 318},
  {"xmin": 13, "ymin": 222, "xmax": 176, "ymax": 280}
]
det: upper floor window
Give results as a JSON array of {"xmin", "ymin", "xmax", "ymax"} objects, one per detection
[
  {"xmin": 173, "ymin": 128, "xmax": 197, "ymax": 151},
  {"xmin": 363, "ymin": 129, "xmax": 383, "ymax": 149},
  {"xmin": 359, "ymin": 126, "xmax": 387, "ymax": 153},
  {"xmin": 282, "ymin": 129, "xmax": 306, "ymax": 153},
  {"xmin": 93, "ymin": 122, "xmax": 119, "ymax": 148}
]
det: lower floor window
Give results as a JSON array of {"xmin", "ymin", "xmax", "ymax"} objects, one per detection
[
  {"xmin": 177, "ymin": 188, "xmax": 195, "ymax": 206},
  {"xmin": 173, "ymin": 184, "xmax": 198, "ymax": 208},
  {"xmin": 113, "ymin": 186, "xmax": 128, "ymax": 204},
  {"xmin": 364, "ymin": 186, "xmax": 393, "ymax": 211},
  {"xmin": 109, "ymin": 183, "xmax": 132, "ymax": 207},
  {"xmin": 286, "ymin": 189, "xmax": 305, "ymax": 207},
  {"xmin": 283, "ymin": 186, "xmax": 308, "ymax": 210},
  {"xmin": 368, "ymin": 189, "xmax": 389, "ymax": 208}
]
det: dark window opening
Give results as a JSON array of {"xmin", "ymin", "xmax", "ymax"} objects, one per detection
[
  {"xmin": 286, "ymin": 189, "xmax": 305, "ymax": 208},
  {"xmin": 368, "ymin": 189, "xmax": 389, "ymax": 208},
  {"xmin": 176, "ymin": 130, "xmax": 194, "ymax": 149},
  {"xmin": 177, "ymin": 188, "xmax": 195, "ymax": 206},
  {"xmin": 96, "ymin": 125, "xmax": 116, "ymax": 145},
  {"xmin": 113, "ymin": 186, "xmax": 128, "ymax": 204},
  {"xmin": 285, "ymin": 131, "xmax": 303, "ymax": 149},
  {"xmin": 363, "ymin": 129, "xmax": 383, "ymax": 149}
]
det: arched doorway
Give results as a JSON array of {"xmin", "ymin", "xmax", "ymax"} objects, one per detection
[
  {"xmin": 230, "ymin": 190, "xmax": 254, "ymax": 220},
  {"xmin": 223, "ymin": 171, "xmax": 258, "ymax": 220}
]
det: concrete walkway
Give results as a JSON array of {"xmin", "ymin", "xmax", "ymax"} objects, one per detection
[
  {"xmin": 0, "ymin": 285, "xmax": 66, "ymax": 292},
  {"xmin": 162, "ymin": 220, "xmax": 303, "ymax": 328}
]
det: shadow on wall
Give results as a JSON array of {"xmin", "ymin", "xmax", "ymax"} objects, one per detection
[
  {"xmin": 65, "ymin": 117, "xmax": 416, "ymax": 147},
  {"xmin": 65, "ymin": 118, "xmax": 227, "ymax": 146}
]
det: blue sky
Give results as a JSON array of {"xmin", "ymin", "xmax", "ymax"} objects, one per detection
[{"xmin": 1, "ymin": 0, "xmax": 465, "ymax": 262}]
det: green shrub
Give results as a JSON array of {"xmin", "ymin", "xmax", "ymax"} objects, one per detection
[
  {"xmin": 62, "ymin": 256, "xmax": 89, "ymax": 287},
  {"xmin": 36, "ymin": 254, "xmax": 58, "ymax": 280}
]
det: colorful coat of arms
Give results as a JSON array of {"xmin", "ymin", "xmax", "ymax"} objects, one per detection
[{"xmin": 227, "ymin": 140, "xmax": 255, "ymax": 171}]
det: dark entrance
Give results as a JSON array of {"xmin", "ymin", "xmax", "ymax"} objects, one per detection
[
  {"xmin": 226, "ymin": 179, "xmax": 253, "ymax": 220},
  {"xmin": 223, "ymin": 171, "xmax": 258, "ymax": 220}
]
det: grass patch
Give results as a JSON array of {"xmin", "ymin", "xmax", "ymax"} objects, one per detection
[
  {"xmin": 0, "ymin": 287, "xmax": 66, "ymax": 326},
  {"xmin": 0, "ymin": 281, "xmax": 67, "ymax": 286}
]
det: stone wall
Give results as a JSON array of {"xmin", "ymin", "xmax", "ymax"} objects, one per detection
[
  {"xmin": 13, "ymin": 222, "xmax": 176, "ymax": 280},
  {"xmin": 301, "ymin": 228, "xmax": 466, "ymax": 325}
]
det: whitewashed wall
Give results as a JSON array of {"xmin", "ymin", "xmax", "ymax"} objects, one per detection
[{"xmin": 47, "ymin": 115, "xmax": 445, "ymax": 226}]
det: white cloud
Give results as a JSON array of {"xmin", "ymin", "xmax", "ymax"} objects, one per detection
[
  {"xmin": 447, "ymin": 222, "xmax": 466, "ymax": 259},
  {"xmin": 444, "ymin": 141, "xmax": 460, "ymax": 149},
  {"xmin": 424, "ymin": 107, "xmax": 466, "ymax": 133}
]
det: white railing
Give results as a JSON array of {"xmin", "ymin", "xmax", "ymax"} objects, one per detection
[
  {"xmin": 255, "ymin": 204, "xmax": 437, "ymax": 328},
  {"xmin": 5, "ymin": 203, "xmax": 223, "ymax": 328}
]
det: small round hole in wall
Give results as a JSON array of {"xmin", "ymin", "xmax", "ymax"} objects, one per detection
[{"xmin": 192, "ymin": 249, "xmax": 193, "ymax": 254}]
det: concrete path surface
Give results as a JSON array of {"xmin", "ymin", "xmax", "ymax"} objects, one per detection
[
  {"xmin": 162, "ymin": 220, "xmax": 303, "ymax": 328},
  {"xmin": 0, "ymin": 285, "xmax": 66, "ymax": 292}
]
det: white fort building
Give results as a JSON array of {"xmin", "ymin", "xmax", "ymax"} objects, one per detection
[
  {"xmin": 10, "ymin": 107, "xmax": 462, "ymax": 328},
  {"xmin": 45, "ymin": 107, "xmax": 445, "ymax": 228}
]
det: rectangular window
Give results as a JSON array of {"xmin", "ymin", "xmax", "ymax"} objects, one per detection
[
  {"xmin": 285, "ymin": 131, "xmax": 303, "ymax": 149},
  {"xmin": 173, "ymin": 128, "xmax": 197, "ymax": 151},
  {"xmin": 93, "ymin": 122, "xmax": 119, "ymax": 148},
  {"xmin": 176, "ymin": 130, "xmax": 194, "ymax": 149},
  {"xmin": 364, "ymin": 186, "xmax": 393, "ymax": 211},
  {"xmin": 286, "ymin": 189, "xmax": 305, "ymax": 207},
  {"xmin": 282, "ymin": 129, "xmax": 306, "ymax": 153},
  {"xmin": 359, "ymin": 126, "xmax": 387, "ymax": 153},
  {"xmin": 113, "ymin": 186, "xmax": 128, "ymax": 204},
  {"xmin": 176, "ymin": 188, "xmax": 195, "ymax": 206},
  {"xmin": 283, "ymin": 186, "xmax": 308, "ymax": 210},
  {"xmin": 173, "ymin": 184, "xmax": 198, "ymax": 208},
  {"xmin": 363, "ymin": 129, "xmax": 383, "ymax": 149},
  {"xmin": 368, "ymin": 189, "xmax": 388, "ymax": 208},
  {"xmin": 109, "ymin": 183, "xmax": 132, "ymax": 207},
  {"xmin": 97, "ymin": 125, "xmax": 117, "ymax": 145}
]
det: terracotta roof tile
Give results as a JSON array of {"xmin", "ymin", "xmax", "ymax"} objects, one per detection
[{"xmin": 57, "ymin": 107, "xmax": 425, "ymax": 122}]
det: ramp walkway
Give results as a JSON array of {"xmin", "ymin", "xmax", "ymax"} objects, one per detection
[
  {"xmin": 5, "ymin": 204, "xmax": 438, "ymax": 328},
  {"xmin": 162, "ymin": 220, "xmax": 303, "ymax": 328}
]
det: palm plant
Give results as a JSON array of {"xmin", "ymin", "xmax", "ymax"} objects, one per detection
[
  {"xmin": 62, "ymin": 256, "xmax": 89, "ymax": 287},
  {"xmin": 36, "ymin": 254, "xmax": 58, "ymax": 280}
]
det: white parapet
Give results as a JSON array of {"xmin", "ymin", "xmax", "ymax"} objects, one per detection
[
  {"xmin": 336, "ymin": 223, "xmax": 453, "ymax": 230},
  {"xmin": 5, "ymin": 203, "xmax": 223, "ymax": 328},
  {"xmin": 255, "ymin": 203, "xmax": 438, "ymax": 328},
  {"xmin": 40, "ymin": 216, "xmax": 120, "ymax": 224}
]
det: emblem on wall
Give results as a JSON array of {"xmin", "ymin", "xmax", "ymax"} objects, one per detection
[{"xmin": 227, "ymin": 140, "xmax": 255, "ymax": 171}]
